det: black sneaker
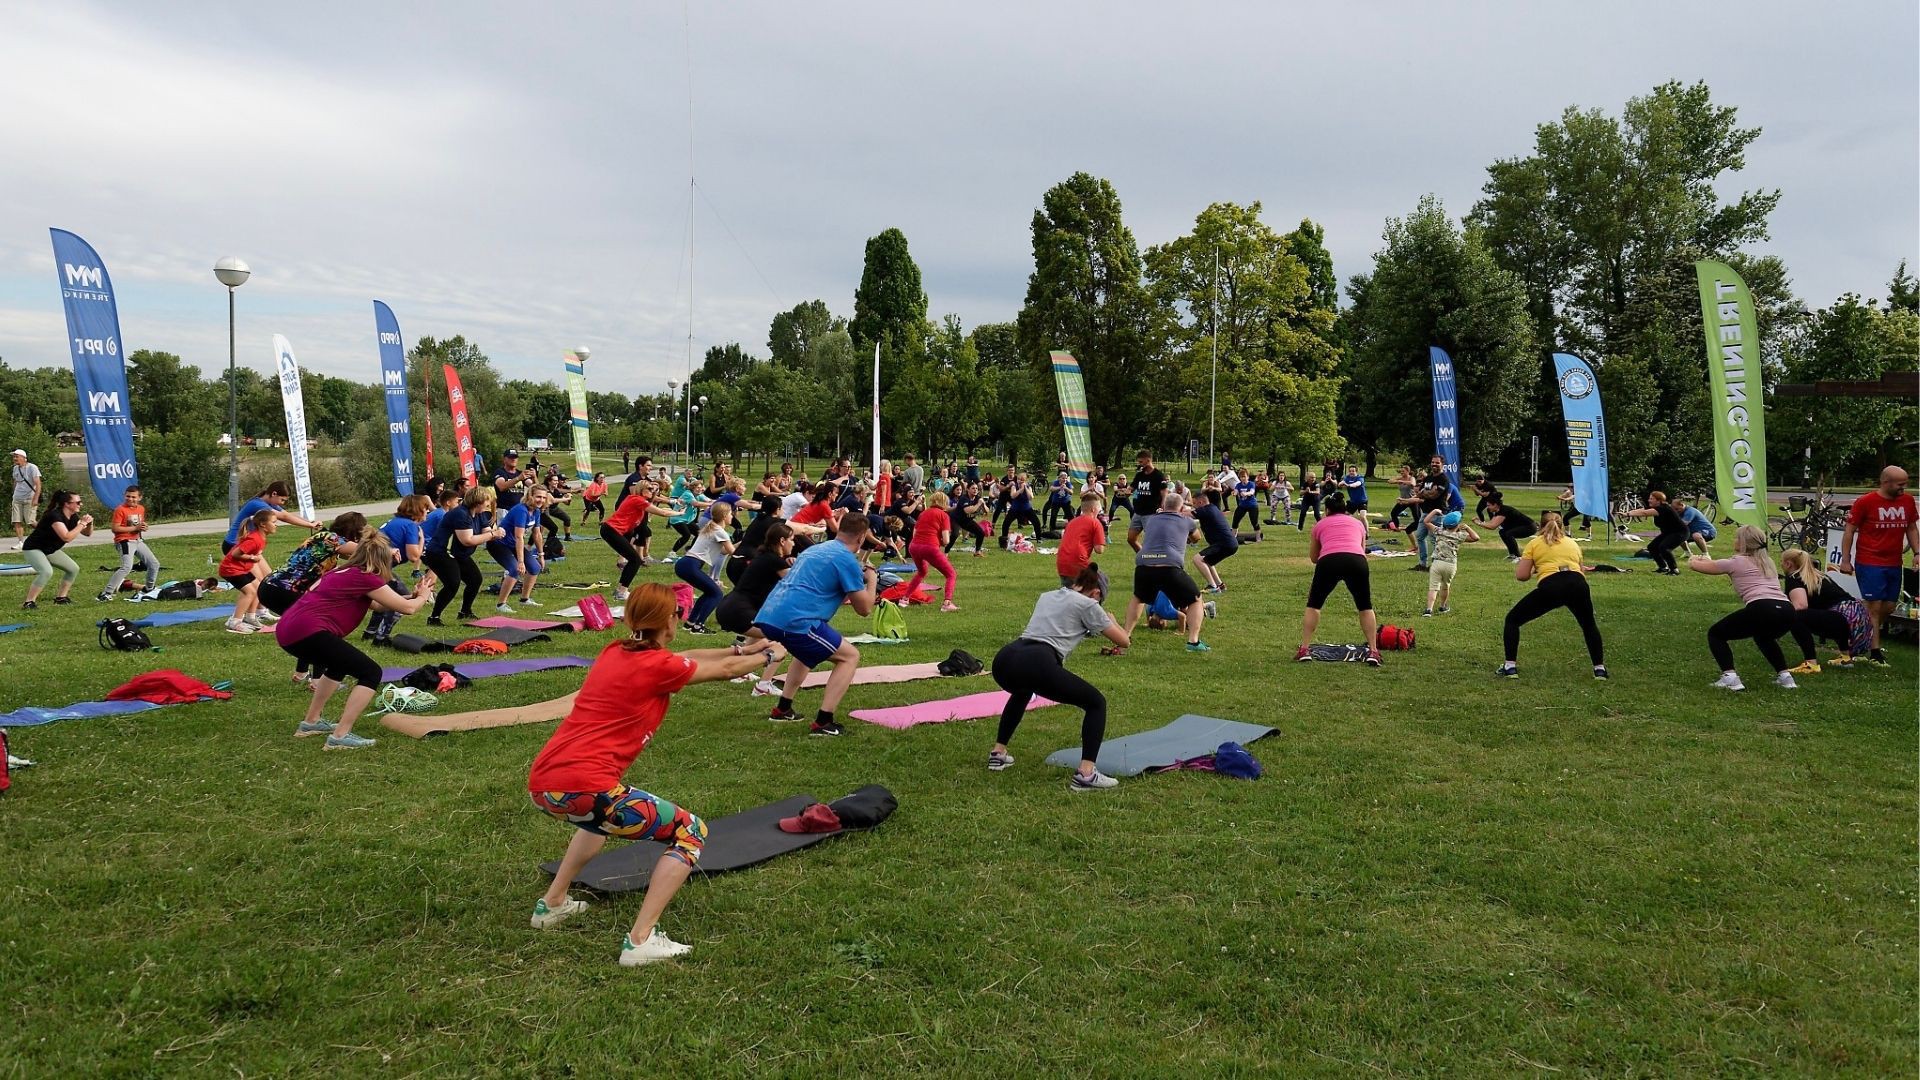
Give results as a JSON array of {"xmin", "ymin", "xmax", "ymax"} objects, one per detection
[
  {"xmin": 455, "ymin": 610, "xmax": 477, "ymax": 621},
  {"xmin": 52, "ymin": 596, "xmax": 71, "ymax": 605},
  {"xmin": 1593, "ymin": 666, "xmax": 1610, "ymax": 680},
  {"xmin": 768, "ymin": 706, "xmax": 801, "ymax": 723},
  {"xmin": 682, "ymin": 622, "xmax": 710, "ymax": 635},
  {"xmin": 1495, "ymin": 664, "xmax": 1520, "ymax": 679},
  {"xmin": 95, "ymin": 591, "xmax": 114, "ymax": 602},
  {"xmin": 425, "ymin": 616, "xmax": 444, "ymax": 627},
  {"xmin": 1409, "ymin": 563, "xmax": 1429, "ymax": 572},
  {"xmin": 20, "ymin": 600, "xmax": 35, "ymax": 610},
  {"xmin": 809, "ymin": 719, "xmax": 844, "ymax": 737}
]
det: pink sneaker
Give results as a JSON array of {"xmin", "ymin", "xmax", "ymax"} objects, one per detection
[{"xmin": 940, "ymin": 602, "xmax": 959, "ymax": 612}]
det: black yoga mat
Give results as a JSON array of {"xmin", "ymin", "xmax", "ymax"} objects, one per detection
[
  {"xmin": 542, "ymin": 793, "xmax": 879, "ymax": 893},
  {"xmin": 386, "ymin": 627, "xmax": 553, "ymax": 654}
]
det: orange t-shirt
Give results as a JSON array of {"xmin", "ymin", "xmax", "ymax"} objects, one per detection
[
  {"xmin": 527, "ymin": 642, "xmax": 697, "ymax": 793},
  {"xmin": 1057, "ymin": 514, "xmax": 1107, "ymax": 578},
  {"xmin": 112, "ymin": 505, "xmax": 148, "ymax": 539}
]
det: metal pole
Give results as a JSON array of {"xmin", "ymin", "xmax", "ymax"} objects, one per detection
[
  {"xmin": 1208, "ymin": 247, "xmax": 1218, "ymax": 468},
  {"xmin": 226, "ymin": 286, "xmax": 238, "ymax": 522}
]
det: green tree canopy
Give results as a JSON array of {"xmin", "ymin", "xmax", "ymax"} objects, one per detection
[{"xmin": 768, "ymin": 300, "xmax": 843, "ymax": 368}]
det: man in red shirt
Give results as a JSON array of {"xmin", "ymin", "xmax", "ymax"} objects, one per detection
[
  {"xmin": 1056, "ymin": 492, "xmax": 1107, "ymax": 587},
  {"xmin": 1836, "ymin": 466, "xmax": 1918, "ymax": 665}
]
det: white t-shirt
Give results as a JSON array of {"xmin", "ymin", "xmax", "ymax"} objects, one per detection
[
  {"xmin": 780, "ymin": 491, "xmax": 808, "ymax": 519},
  {"xmin": 689, "ymin": 525, "xmax": 731, "ymax": 566}
]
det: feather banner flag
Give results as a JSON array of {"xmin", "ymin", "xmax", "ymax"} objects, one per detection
[
  {"xmin": 1049, "ymin": 351, "xmax": 1094, "ymax": 481},
  {"xmin": 564, "ymin": 353, "xmax": 592, "ymax": 482}
]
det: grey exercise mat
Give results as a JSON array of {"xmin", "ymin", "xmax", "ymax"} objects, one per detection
[
  {"xmin": 1044, "ymin": 714, "xmax": 1276, "ymax": 777},
  {"xmin": 541, "ymin": 793, "xmax": 872, "ymax": 893}
]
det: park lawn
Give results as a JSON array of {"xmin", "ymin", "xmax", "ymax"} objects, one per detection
[{"xmin": 0, "ymin": 486, "xmax": 1913, "ymax": 1076}]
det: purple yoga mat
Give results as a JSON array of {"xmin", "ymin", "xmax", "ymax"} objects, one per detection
[
  {"xmin": 379, "ymin": 655, "xmax": 594, "ymax": 684},
  {"xmin": 849, "ymin": 690, "xmax": 1057, "ymax": 730}
]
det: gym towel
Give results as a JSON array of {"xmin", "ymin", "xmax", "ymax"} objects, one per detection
[
  {"xmin": 543, "ymin": 788, "xmax": 893, "ymax": 893},
  {"xmin": 123, "ymin": 604, "xmax": 236, "ymax": 628},
  {"xmin": 465, "ymin": 616, "xmax": 584, "ymax": 633},
  {"xmin": 380, "ymin": 692, "xmax": 576, "ymax": 739},
  {"xmin": 1044, "ymin": 714, "xmax": 1276, "ymax": 777},
  {"xmin": 377, "ymin": 655, "xmax": 593, "ymax": 684},
  {"xmin": 850, "ymin": 691, "xmax": 1057, "ymax": 730}
]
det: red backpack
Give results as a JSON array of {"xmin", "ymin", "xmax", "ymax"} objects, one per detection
[{"xmin": 1378, "ymin": 624, "xmax": 1416, "ymax": 651}]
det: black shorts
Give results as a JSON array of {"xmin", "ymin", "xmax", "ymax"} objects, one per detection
[
  {"xmin": 279, "ymin": 630, "xmax": 381, "ymax": 686},
  {"xmin": 258, "ymin": 581, "xmax": 301, "ymax": 615},
  {"xmin": 222, "ymin": 572, "xmax": 257, "ymax": 591},
  {"xmin": 1133, "ymin": 565, "xmax": 1201, "ymax": 609},
  {"xmin": 1306, "ymin": 552, "xmax": 1371, "ymax": 611},
  {"xmin": 1199, "ymin": 543, "xmax": 1237, "ymax": 566}
]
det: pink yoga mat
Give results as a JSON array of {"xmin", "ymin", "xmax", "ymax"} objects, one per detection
[
  {"xmin": 850, "ymin": 691, "xmax": 1057, "ymax": 730},
  {"xmin": 795, "ymin": 662, "xmax": 946, "ymax": 691},
  {"xmin": 466, "ymin": 616, "xmax": 584, "ymax": 633}
]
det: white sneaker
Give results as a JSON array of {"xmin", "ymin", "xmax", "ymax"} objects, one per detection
[
  {"xmin": 1774, "ymin": 671, "xmax": 1798, "ymax": 690},
  {"xmin": 1069, "ymin": 769, "xmax": 1119, "ymax": 791},
  {"xmin": 225, "ymin": 618, "xmax": 257, "ymax": 635},
  {"xmin": 531, "ymin": 896, "xmax": 589, "ymax": 929},
  {"xmin": 1711, "ymin": 672, "xmax": 1745, "ymax": 692},
  {"xmin": 619, "ymin": 929, "xmax": 693, "ymax": 966},
  {"xmin": 496, "ymin": 602, "xmax": 516, "ymax": 613}
]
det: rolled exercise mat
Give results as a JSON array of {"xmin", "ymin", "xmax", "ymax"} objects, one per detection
[{"xmin": 380, "ymin": 693, "xmax": 576, "ymax": 739}]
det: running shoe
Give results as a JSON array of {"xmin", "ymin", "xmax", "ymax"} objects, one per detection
[
  {"xmin": 1593, "ymin": 666, "xmax": 1609, "ymax": 680},
  {"xmin": 294, "ymin": 719, "xmax": 335, "ymax": 738},
  {"xmin": 1864, "ymin": 652, "xmax": 1890, "ymax": 668},
  {"xmin": 455, "ymin": 610, "xmax": 477, "ymax": 621},
  {"xmin": 224, "ymin": 619, "xmax": 257, "ymax": 635},
  {"xmin": 496, "ymin": 603, "xmax": 517, "ymax": 613},
  {"xmin": 1421, "ymin": 608, "xmax": 1433, "ymax": 618},
  {"xmin": 518, "ymin": 598, "xmax": 544, "ymax": 608},
  {"xmin": 1495, "ymin": 663, "xmax": 1519, "ymax": 679},
  {"xmin": 1185, "ymin": 641, "xmax": 1211, "ymax": 653},
  {"xmin": 986, "ymin": 750, "xmax": 1015, "ymax": 772},
  {"xmin": 1203, "ymin": 601, "xmax": 1217, "ymax": 619},
  {"xmin": 324, "ymin": 732, "xmax": 377, "ymax": 750},
  {"xmin": 1774, "ymin": 671, "xmax": 1798, "ymax": 690},
  {"xmin": 681, "ymin": 622, "xmax": 710, "ymax": 634},
  {"xmin": 1505, "ymin": 556, "xmax": 1522, "ymax": 563},
  {"xmin": 19, "ymin": 600, "xmax": 34, "ymax": 610},
  {"xmin": 1069, "ymin": 769, "xmax": 1119, "ymax": 792},
  {"xmin": 613, "ymin": 588, "xmax": 630, "ymax": 601},
  {"xmin": 1436, "ymin": 606, "xmax": 1450, "ymax": 614},
  {"xmin": 425, "ymin": 616, "xmax": 444, "ymax": 627},
  {"xmin": 95, "ymin": 591, "xmax": 113, "ymax": 602},
  {"xmin": 1409, "ymin": 564, "xmax": 1428, "ymax": 572},
  {"xmin": 52, "ymin": 596, "xmax": 71, "ymax": 605},
  {"xmin": 1294, "ymin": 646, "xmax": 1312, "ymax": 662},
  {"xmin": 1788, "ymin": 660, "xmax": 1822, "ymax": 676},
  {"xmin": 808, "ymin": 718, "xmax": 845, "ymax": 737},
  {"xmin": 1205, "ymin": 586, "xmax": 1223, "ymax": 595},
  {"xmin": 531, "ymin": 897, "xmax": 589, "ymax": 929},
  {"xmin": 1365, "ymin": 648, "xmax": 1381, "ymax": 667},
  {"xmin": 619, "ymin": 929, "xmax": 692, "ymax": 966},
  {"xmin": 767, "ymin": 706, "xmax": 801, "ymax": 723},
  {"xmin": 1711, "ymin": 672, "xmax": 1745, "ymax": 692},
  {"xmin": 940, "ymin": 602, "xmax": 959, "ymax": 612}
]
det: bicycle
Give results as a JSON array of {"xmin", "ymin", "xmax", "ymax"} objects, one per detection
[
  {"xmin": 1610, "ymin": 492, "xmax": 1644, "ymax": 538},
  {"xmin": 1769, "ymin": 490, "xmax": 1845, "ymax": 552}
]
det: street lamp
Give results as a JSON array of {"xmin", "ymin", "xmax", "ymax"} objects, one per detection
[
  {"xmin": 214, "ymin": 256, "xmax": 251, "ymax": 522},
  {"xmin": 690, "ymin": 403, "xmax": 701, "ymax": 457},
  {"xmin": 668, "ymin": 379, "xmax": 681, "ymax": 466},
  {"xmin": 698, "ymin": 395, "xmax": 709, "ymax": 459}
]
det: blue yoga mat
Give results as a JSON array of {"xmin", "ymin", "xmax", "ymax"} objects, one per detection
[
  {"xmin": 877, "ymin": 563, "xmax": 916, "ymax": 574},
  {"xmin": 121, "ymin": 604, "xmax": 236, "ymax": 629},
  {"xmin": 0, "ymin": 564, "xmax": 35, "ymax": 576},
  {"xmin": 0, "ymin": 623, "xmax": 27, "ymax": 634},
  {"xmin": 0, "ymin": 699, "xmax": 161, "ymax": 728}
]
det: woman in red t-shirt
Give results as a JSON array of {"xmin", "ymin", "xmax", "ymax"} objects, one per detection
[
  {"xmin": 528, "ymin": 583, "xmax": 786, "ymax": 967},
  {"xmin": 903, "ymin": 491, "xmax": 959, "ymax": 610}
]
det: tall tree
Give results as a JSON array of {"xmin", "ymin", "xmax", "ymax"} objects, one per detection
[
  {"xmin": 888, "ymin": 316, "xmax": 989, "ymax": 460},
  {"xmin": 1283, "ymin": 218, "xmax": 1340, "ymax": 312},
  {"xmin": 125, "ymin": 350, "xmax": 213, "ymax": 434},
  {"xmin": 802, "ymin": 328, "xmax": 860, "ymax": 460},
  {"xmin": 1339, "ymin": 196, "xmax": 1538, "ymax": 474},
  {"xmin": 1016, "ymin": 172, "xmax": 1163, "ymax": 467},
  {"xmin": 768, "ymin": 300, "xmax": 843, "ymax": 368},
  {"xmin": 1771, "ymin": 294, "xmax": 1919, "ymax": 486},
  {"xmin": 851, "ymin": 229, "xmax": 928, "ymax": 421}
]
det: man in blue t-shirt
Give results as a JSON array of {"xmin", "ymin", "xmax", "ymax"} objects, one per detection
[
  {"xmin": 493, "ymin": 449, "xmax": 525, "ymax": 512},
  {"xmin": 489, "ymin": 489, "xmax": 545, "ymax": 611},
  {"xmin": 752, "ymin": 513, "xmax": 880, "ymax": 737},
  {"xmin": 1343, "ymin": 467, "xmax": 1369, "ymax": 514}
]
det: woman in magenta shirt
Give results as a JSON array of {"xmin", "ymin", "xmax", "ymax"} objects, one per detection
[
  {"xmin": 1297, "ymin": 492, "xmax": 1381, "ymax": 665},
  {"xmin": 275, "ymin": 531, "xmax": 432, "ymax": 749}
]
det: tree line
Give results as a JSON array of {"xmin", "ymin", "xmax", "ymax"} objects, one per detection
[{"xmin": 1, "ymin": 80, "xmax": 1911, "ymax": 518}]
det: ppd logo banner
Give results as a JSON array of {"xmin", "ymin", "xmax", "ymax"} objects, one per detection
[{"xmin": 50, "ymin": 228, "xmax": 138, "ymax": 506}]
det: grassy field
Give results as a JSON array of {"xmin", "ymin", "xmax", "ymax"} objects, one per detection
[{"xmin": 2, "ymin": 485, "xmax": 1913, "ymax": 1076}]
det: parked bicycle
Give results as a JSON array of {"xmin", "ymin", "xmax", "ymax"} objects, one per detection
[{"xmin": 1769, "ymin": 490, "xmax": 1845, "ymax": 552}]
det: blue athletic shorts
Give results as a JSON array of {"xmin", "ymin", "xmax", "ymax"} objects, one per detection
[
  {"xmin": 1855, "ymin": 563, "xmax": 1901, "ymax": 602},
  {"xmin": 752, "ymin": 620, "xmax": 844, "ymax": 667}
]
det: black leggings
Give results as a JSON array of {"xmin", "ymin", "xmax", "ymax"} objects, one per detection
[
  {"xmin": 432, "ymin": 552, "xmax": 483, "ymax": 618},
  {"xmin": 1647, "ymin": 531, "xmax": 1685, "ymax": 573},
  {"xmin": 1000, "ymin": 506, "xmax": 1040, "ymax": 543},
  {"xmin": 670, "ymin": 521, "xmax": 698, "ymax": 553},
  {"xmin": 1044, "ymin": 498, "xmax": 1073, "ymax": 531},
  {"xmin": 600, "ymin": 524, "xmax": 644, "ymax": 587},
  {"xmin": 280, "ymin": 630, "xmax": 381, "ymax": 687},
  {"xmin": 1708, "ymin": 599, "xmax": 1794, "ymax": 672},
  {"xmin": 1499, "ymin": 522, "xmax": 1537, "ymax": 558},
  {"xmin": 1789, "ymin": 606, "xmax": 1851, "ymax": 661},
  {"xmin": 580, "ymin": 497, "xmax": 605, "ymax": 526},
  {"xmin": 542, "ymin": 507, "xmax": 571, "ymax": 536},
  {"xmin": 946, "ymin": 512, "xmax": 987, "ymax": 554},
  {"xmin": 1306, "ymin": 552, "xmax": 1372, "ymax": 610},
  {"xmin": 992, "ymin": 638, "xmax": 1106, "ymax": 762},
  {"xmin": 713, "ymin": 591, "xmax": 764, "ymax": 635},
  {"xmin": 1503, "ymin": 570, "xmax": 1604, "ymax": 665},
  {"xmin": 1295, "ymin": 493, "xmax": 1320, "ymax": 529},
  {"xmin": 1231, "ymin": 504, "xmax": 1260, "ymax": 532}
]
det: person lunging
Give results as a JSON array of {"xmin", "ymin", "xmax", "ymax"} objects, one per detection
[{"xmin": 988, "ymin": 565, "xmax": 1130, "ymax": 790}]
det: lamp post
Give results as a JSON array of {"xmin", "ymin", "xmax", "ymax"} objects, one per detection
[
  {"xmin": 667, "ymin": 379, "xmax": 681, "ymax": 467},
  {"xmin": 213, "ymin": 257, "xmax": 251, "ymax": 522},
  {"xmin": 698, "ymin": 395, "xmax": 709, "ymax": 459},
  {"xmin": 690, "ymin": 403, "xmax": 701, "ymax": 458}
]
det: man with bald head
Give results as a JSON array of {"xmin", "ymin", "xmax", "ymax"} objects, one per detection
[{"xmin": 1836, "ymin": 466, "xmax": 1917, "ymax": 665}]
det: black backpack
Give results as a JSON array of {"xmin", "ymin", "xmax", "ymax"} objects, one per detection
[
  {"xmin": 937, "ymin": 649, "xmax": 984, "ymax": 677},
  {"xmin": 98, "ymin": 618, "xmax": 152, "ymax": 652},
  {"xmin": 543, "ymin": 533, "xmax": 565, "ymax": 560}
]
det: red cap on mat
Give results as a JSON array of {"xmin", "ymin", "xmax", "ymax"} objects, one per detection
[{"xmin": 777, "ymin": 803, "xmax": 843, "ymax": 834}]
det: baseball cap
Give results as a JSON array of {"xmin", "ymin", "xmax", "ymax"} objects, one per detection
[
  {"xmin": 9, "ymin": 449, "xmax": 24, "ymax": 457},
  {"xmin": 777, "ymin": 802, "xmax": 843, "ymax": 834},
  {"xmin": 503, "ymin": 449, "xmax": 519, "ymax": 458},
  {"xmin": 1442, "ymin": 511, "xmax": 1462, "ymax": 527}
]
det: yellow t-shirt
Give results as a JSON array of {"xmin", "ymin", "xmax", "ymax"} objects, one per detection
[{"xmin": 1522, "ymin": 535, "xmax": 1584, "ymax": 579}]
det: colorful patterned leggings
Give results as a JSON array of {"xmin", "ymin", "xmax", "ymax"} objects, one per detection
[{"xmin": 532, "ymin": 784, "xmax": 708, "ymax": 866}]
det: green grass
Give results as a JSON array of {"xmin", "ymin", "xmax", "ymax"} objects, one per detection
[{"xmin": 2, "ymin": 487, "xmax": 1913, "ymax": 1076}]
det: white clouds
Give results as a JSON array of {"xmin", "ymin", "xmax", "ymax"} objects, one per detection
[{"xmin": 0, "ymin": 0, "xmax": 1912, "ymax": 400}]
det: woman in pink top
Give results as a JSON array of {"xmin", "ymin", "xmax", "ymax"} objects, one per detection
[
  {"xmin": 1297, "ymin": 492, "xmax": 1380, "ymax": 665},
  {"xmin": 580, "ymin": 472, "xmax": 609, "ymax": 527},
  {"xmin": 1688, "ymin": 524, "xmax": 1797, "ymax": 692},
  {"xmin": 274, "ymin": 532, "xmax": 432, "ymax": 749}
]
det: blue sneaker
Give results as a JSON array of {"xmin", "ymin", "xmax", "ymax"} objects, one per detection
[
  {"xmin": 295, "ymin": 719, "xmax": 336, "ymax": 738},
  {"xmin": 324, "ymin": 732, "xmax": 377, "ymax": 750},
  {"xmin": 1185, "ymin": 641, "xmax": 1211, "ymax": 653}
]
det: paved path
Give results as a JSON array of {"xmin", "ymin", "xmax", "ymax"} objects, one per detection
[{"xmin": 20, "ymin": 501, "xmax": 397, "ymax": 551}]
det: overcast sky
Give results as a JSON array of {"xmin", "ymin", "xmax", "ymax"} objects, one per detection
[{"xmin": 1, "ymin": 1, "xmax": 1913, "ymax": 399}]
